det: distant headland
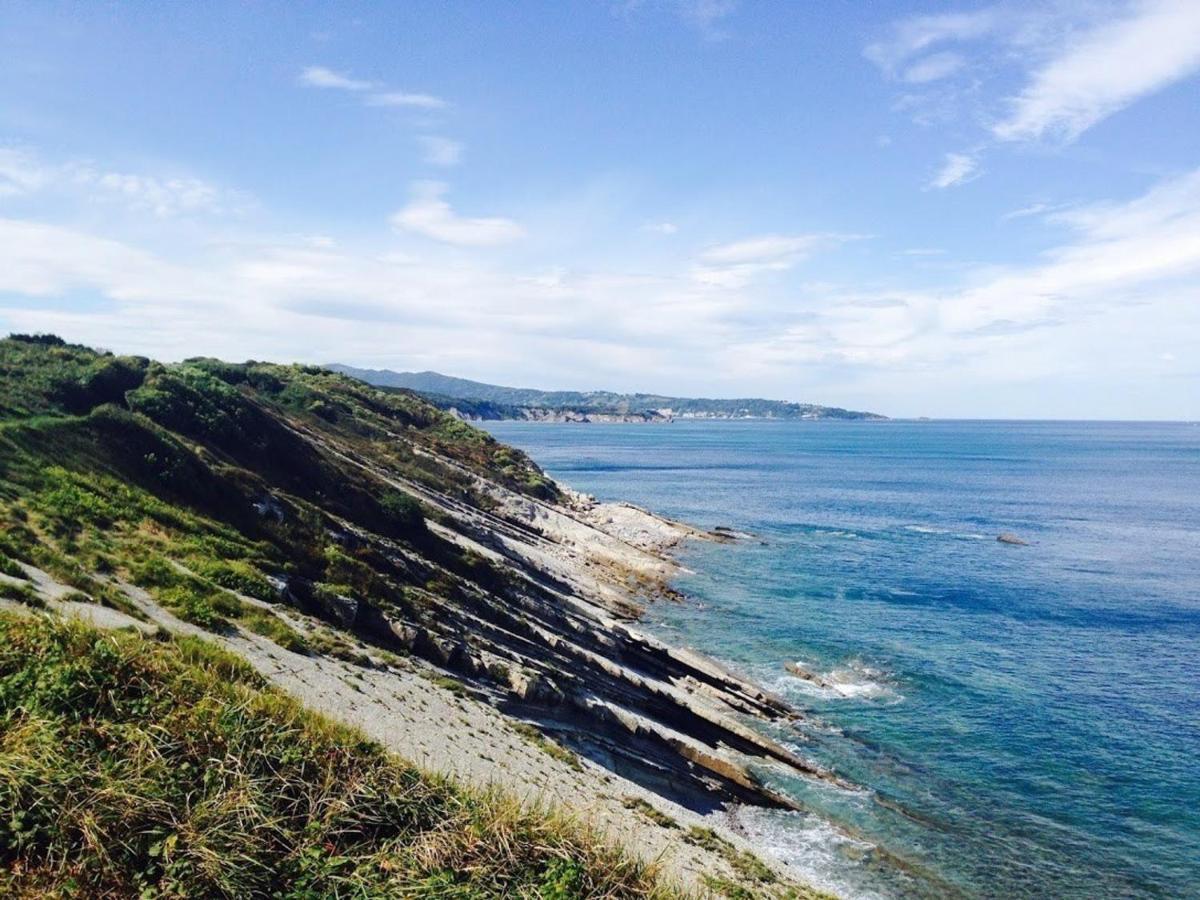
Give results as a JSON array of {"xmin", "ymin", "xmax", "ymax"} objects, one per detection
[{"xmin": 327, "ymin": 365, "xmax": 887, "ymax": 423}]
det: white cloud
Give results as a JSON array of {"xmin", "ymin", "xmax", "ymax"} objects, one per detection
[
  {"xmin": 299, "ymin": 66, "xmax": 447, "ymax": 110},
  {"xmin": 941, "ymin": 168, "xmax": 1200, "ymax": 334},
  {"xmin": 643, "ymin": 221, "xmax": 678, "ymax": 235},
  {"xmin": 720, "ymin": 169, "xmax": 1200, "ymax": 414},
  {"xmin": 927, "ymin": 152, "xmax": 979, "ymax": 189},
  {"xmin": 617, "ymin": 1, "xmax": 738, "ymax": 39},
  {"xmin": 993, "ymin": 0, "xmax": 1200, "ymax": 141},
  {"xmin": 366, "ymin": 91, "xmax": 446, "ymax": 110},
  {"xmin": 390, "ymin": 181, "xmax": 525, "ymax": 246},
  {"xmin": 1001, "ymin": 202, "xmax": 1053, "ymax": 221},
  {"xmin": 0, "ymin": 148, "xmax": 52, "ymax": 196},
  {"xmin": 418, "ymin": 136, "xmax": 463, "ymax": 166},
  {"xmin": 692, "ymin": 233, "xmax": 849, "ymax": 288},
  {"xmin": 84, "ymin": 171, "xmax": 226, "ymax": 217},
  {"xmin": 2, "ymin": 141, "xmax": 1198, "ymax": 418},
  {"xmin": 865, "ymin": 10, "xmax": 997, "ymax": 75},
  {"xmin": 299, "ymin": 66, "xmax": 374, "ymax": 91},
  {"xmin": 681, "ymin": 0, "xmax": 737, "ymax": 37},
  {"xmin": 0, "ymin": 147, "xmax": 243, "ymax": 217},
  {"xmin": 903, "ymin": 51, "xmax": 965, "ymax": 84}
]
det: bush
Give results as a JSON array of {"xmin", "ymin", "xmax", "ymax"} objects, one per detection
[{"xmin": 380, "ymin": 488, "xmax": 425, "ymax": 534}]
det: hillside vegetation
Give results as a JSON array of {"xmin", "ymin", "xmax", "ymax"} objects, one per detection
[
  {"xmin": 0, "ymin": 612, "xmax": 666, "ymax": 898},
  {"xmin": 0, "ymin": 334, "xmax": 834, "ymax": 899}
]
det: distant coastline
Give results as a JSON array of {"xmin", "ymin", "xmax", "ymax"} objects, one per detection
[{"xmin": 327, "ymin": 364, "xmax": 888, "ymax": 422}]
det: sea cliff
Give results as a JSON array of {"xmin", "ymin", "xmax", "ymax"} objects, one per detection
[{"xmin": 0, "ymin": 335, "xmax": 832, "ymax": 898}]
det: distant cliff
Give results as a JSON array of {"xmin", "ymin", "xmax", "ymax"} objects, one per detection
[{"xmin": 328, "ymin": 365, "xmax": 886, "ymax": 422}]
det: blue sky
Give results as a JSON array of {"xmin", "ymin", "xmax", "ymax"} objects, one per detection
[{"xmin": 1, "ymin": 1, "xmax": 1198, "ymax": 418}]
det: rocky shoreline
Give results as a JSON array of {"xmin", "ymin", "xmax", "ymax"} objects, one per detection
[
  {"xmin": 295, "ymin": 415, "xmax": 832, "ymax": 812},
  {"xmin": 0, "ymin": 433, "xmax": 835, "ymax": 894}
]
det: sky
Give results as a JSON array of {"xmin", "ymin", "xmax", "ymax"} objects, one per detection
[{"xmin": 1, "ymin": 1, "xmax": 1198, "ymax": 419}]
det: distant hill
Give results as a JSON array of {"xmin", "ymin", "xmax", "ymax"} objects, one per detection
[{"xmin": 327, "ymin": 365, "xmax": 886, "ymax": 422}]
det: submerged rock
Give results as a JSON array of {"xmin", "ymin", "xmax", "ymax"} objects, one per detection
[{"xmin": 784, "ymin": 661, "xmax": 832, "ymax": 689}]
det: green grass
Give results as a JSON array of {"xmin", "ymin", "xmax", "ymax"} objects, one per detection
[
  {"xmin": 0, "ymin": 581, "xmax": 43, "ymax": 608},
  {"xmin": 128, "ymin": 558, "xmax": 310, "ymax": 651},
  {"xmin": 430, "ymin": 673, "xmax": 472, "ymax": 698},
  {"xmin": 512, "ymin": 722, "xmax": 585, "ymax": 772},
  {"xmin": 0, "ymin": 336, "xmax": 552, "ymax": 661},
  {"xmin": 684, "ymin": 826, "xmax": 795, "ymax": 893},
  {"xmin": 622, "ymin": 797, "xmax": 679, "ymax": 830},
  {"xmin": 0, "ymin": 613, "xmax": 672, "ymax": 898}
]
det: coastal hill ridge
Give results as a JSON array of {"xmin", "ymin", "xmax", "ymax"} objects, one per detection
[{"xmin": 328, "ymin": 365, "xmax": 886, "ymax": 423}]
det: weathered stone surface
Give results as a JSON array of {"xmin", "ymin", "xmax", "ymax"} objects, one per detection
[{"xmin": 997, "ymin": 532, "xmax": 1029, "ymax": 545}]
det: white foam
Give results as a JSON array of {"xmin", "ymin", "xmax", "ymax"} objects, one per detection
[
  {"xmin": 734, "ymin": 807, "xmax": 889, "ymax": 900},
  {"xmin": 773, "ymin": 659, "xmax": 902, "ymax": 704},
  {"xmin": 903, "ymin": 524, "xmax": 989, "ymax": 540},
  {"xmin": 811, "ymin": 528, "xmax": 859, "ymax": 539},
  {"xmin": 902, "ymin": 524, "xmax": 948, "ymax": 534}
]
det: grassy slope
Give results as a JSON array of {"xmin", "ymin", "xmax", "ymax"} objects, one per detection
[
  {"xmin": 0, "ymin": 336, "xmax": 830, "ymax": 899},
  {"xmin": 0, "ymin": 335, "xmax": 550, "ymax": 652},
  {"xmin": 0, "ymin": 336, "xmax": 674, "ymax": 897},
  {"xmin": 0, "ymin": 612, "xmax": 667, "ymax": 898}
]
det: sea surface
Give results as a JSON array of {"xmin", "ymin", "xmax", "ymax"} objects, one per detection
[{"xmin": 482, "ymin": 419, "xmax": 1200, "ymax": 899}]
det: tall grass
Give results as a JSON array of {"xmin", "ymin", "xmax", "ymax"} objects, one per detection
[{"xmin": 0, "ymin": 613, "xmax": 672, "ymax": 898}]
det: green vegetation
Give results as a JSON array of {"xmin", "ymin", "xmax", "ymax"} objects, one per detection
[
  {"xmin": 0, "ymin": 613, "xmax": 670, "ymax": 897},
  {"xmin": 684, "ymin": 827, "xmax": 780, "ymax": 890},
  {"xmin": 512, "ymin": 722, "xmax": 585, "ymax": 772},
  {"xmin": 0, "ymin": 336, "xmax": 830, "ymax": 899},
  {"xmin": 0, "ymin": 580, "xmax": 43, "ymax": 608},
  {"xmin": 429, "ymin": 673, "xmax": 471, "ymax": 698},
  {"xmin": 622, "ymin": 796, "xmax": 679, "ymax": 830},
  {"xmin": 0, "ymin": 335, "xmax": 554, "ymax": 661},
  {"xmin": 128, "ymin": 553, "xmax": 308, "ymax": 651}
]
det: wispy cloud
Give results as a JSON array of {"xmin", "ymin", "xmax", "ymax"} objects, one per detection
[
  {"xmin": 0, "ymin": 146, "xmax": 245, "ymax": 217},
  {"xmin": 1000, "ymin": 201, "xmax": 1076, "ymax": 222},
  {"xmin": 720, "ymin": 166, "xmax": 1200, "ymax": 412},
  {"xmin": 299, "ymin": 66, "xmax": 447, "ymax": 110},
  {"xmin": 680, "ymin": 0, "xmax": 738, "ymax": 38},
  {"xmin": 616, "ymin": 0, "xmax": 738, "ymax": 39},
  {"xmin": 299, "ymin": 66, "xmax": 373, "ymax": 91},
  {"xmin": 869, "ymin": 2, "xmax": 1200, "ymax": 195},
  {"xmin": 993, "ymin": 0, "xmax": 1200, "ymax": 142},
  {"xmin": 365, "ymin": 91, "xmax": 446, "ymax": 110},
  {"xmin": 0, "ymin": 148, "xmax": 52, "ymax": 196},
  {"xmin": 692, "ymin": 233, "xmax": 850, "ymax": 288},
  {"xmin": 902, "ymin": 51, "xmax": 965, "ymax": 84},
  {"xmin": 643, "ymin": 221, "xmax": 679, "ymax": 235},
  {"xmin": 864, "ymin": 10, "xmax": 997, "ymax": 75},
  {"xmin": 927, "ymin": 152, "xmax": 979, "ymax": 189},
  {"xmin": 418, "ymin": 136, "xmax": 463, "ymax": 167},
  {"xmin": 390, "ymin": 181, "xmax": 524, "ymax": 246}
]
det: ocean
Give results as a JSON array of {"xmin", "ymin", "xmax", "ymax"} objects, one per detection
[{"xmin": 482, "ymin": 419, "xmax": 1200, "ymax": 899}]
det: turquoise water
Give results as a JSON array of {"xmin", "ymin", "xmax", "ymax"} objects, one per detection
[{"xmin": 483, "ymin": 420, "xmax": 1200, "ymax": 899}]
